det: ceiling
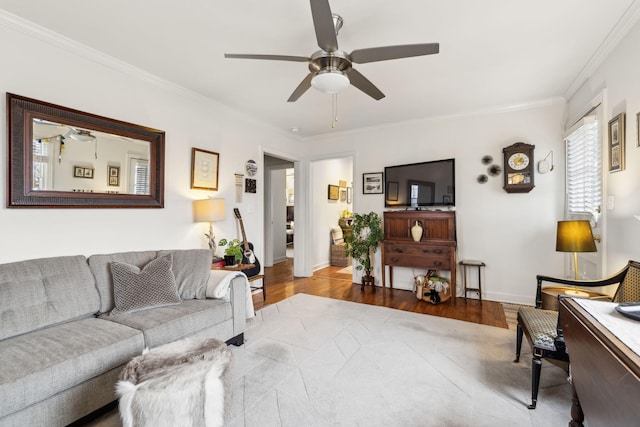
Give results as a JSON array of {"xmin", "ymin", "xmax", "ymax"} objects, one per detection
[{"xmin": 0, "ymin": 0, "xmax": 637, "ymax": 137}]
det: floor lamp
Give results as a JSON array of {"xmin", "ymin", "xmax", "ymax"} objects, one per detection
[
  {"xmin": 555, "ymin": 220, "xmax": 597, "ymax": 296},
  {"xmin": 193, "ymin": 198, "xmax": 226, "ymax": 251}
]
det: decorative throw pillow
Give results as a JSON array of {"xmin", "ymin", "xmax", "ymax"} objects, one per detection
[
  {"xmin": 330, "ymin": 227, "xmax": 344, "ymax": 245},
  {"xmin": 109, "ymin": 254, "xmax": 181, "ymax": 316}
]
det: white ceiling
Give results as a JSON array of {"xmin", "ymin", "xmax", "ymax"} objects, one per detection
[{"xmin": 1, "ymin": 0, "xmax": 637, "ymax": 137}]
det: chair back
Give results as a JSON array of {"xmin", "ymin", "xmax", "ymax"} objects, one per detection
[{"xmin": 613, "ymin": 261, "xmax": 640, "ymax": 303}]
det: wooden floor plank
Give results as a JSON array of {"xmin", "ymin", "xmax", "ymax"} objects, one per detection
[{"xmin": 253, "ymin": 259, "xmax": 508, "ymax": 329}]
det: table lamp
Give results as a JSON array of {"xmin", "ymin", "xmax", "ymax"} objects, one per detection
[
  {"xmin": 193, "ymin": 198, "xmax": 226, "ymax": 250},
  {"xmin": 555, "ymin": 220, "xmax": 597, "ymax": 296}
]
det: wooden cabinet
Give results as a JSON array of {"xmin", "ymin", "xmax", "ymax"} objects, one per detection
[{"xmin": 382, "ymin": 211, "xmax": 456, "ymax": 299}]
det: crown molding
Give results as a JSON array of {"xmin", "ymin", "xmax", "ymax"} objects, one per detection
[
  {"xmin": 564, "ymin": 0, "xmax": 640, "ymax": 99},
  {"xmin": 303, "ymin": 97, "xmax": 566, "ymax": 142},
  {"xmin": 0, "ymin": 10, "xmax": 297, "ymax": 141}
]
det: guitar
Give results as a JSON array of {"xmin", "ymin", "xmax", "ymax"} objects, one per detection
[{"xmin": 233, "ymin": 208, "xmax": 261, "ymax": 278}]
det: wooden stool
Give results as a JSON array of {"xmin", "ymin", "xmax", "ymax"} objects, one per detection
[{"xmin": 460, "ymin": 260, "xmax": 485, "ymax": 302}]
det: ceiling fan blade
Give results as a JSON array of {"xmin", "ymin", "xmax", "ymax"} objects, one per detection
[
  {"xmin": 347, "ymin": 69, "xmax": 385, "ymax": 100},
  {"xmin": 310, "ymin": 0, "xmax": 338, "ymax": 52},
  {"xmin": 287, "ymin": 73, "xmax": 314, "ymax": 102},
  {"xmin": 350, "ymin": 43, "xmax": 439, "ymax": 64},
  {"xmin": 224, "ymin": 53, "xmax": 309, "ymax": 62}
]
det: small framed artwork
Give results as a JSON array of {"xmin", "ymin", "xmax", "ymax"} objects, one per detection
[
  {"xmin": 362, "ymin": 172, "xmax": 383, "ymax": 194},
  {"xmin": 191, "ymin": 148, "xmax": 220, "ymax": 190},
  {"xmin": 339, "ymin": 189, "xmax": 347, "ymax": 202},
  {"xmin": 387, "ymin": 181, "xmax": 399, "ymax": 201},
  {"xmin": 328, "ymin": 184, "xmax": 339, "ymax": 200},
  {"xmin": 347, "ymin": 187, "xmax": 352, "ymax": 204},
  {"xmin": 339, "ymin": 180, "xmax": 347, "ymax": 188},
  {"xmin": 245, "ymin": 178, "xmax": 257, "ymax": 193},
  {"xmin": 608, "ymin": 113, "xmax": 625, "ymax": 172},
  {"xmin": 73, "ymin": 166, "xmax": 94, "ymax": 178},
  {"xmin": 108, "ymin": 166, "xmax": 120, "ymax": 186}
]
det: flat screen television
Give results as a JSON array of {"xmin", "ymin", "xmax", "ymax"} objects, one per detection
[{"xmin": 384, "ymin": 158, "xmax": 455, "ymax": 208}]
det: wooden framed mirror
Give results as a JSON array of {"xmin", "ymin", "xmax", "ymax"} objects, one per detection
[{"xmin": 7, "ymin": 93, "xmax": 165, "ymax": 208}]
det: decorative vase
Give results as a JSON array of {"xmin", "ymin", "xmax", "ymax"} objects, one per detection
[
  {"xmin": 416, "ymin": 284, "xmax": 423, "ymax": 300},
  {"xmin": 411, "ymin": 221, "xmax": 423, "ymax": 242}
]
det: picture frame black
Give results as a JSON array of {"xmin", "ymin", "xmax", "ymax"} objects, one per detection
[
  {"xmin": 108, "ymin": 166, "xmax": 120, "ymax": 186},
  {"xmin": 608, "ymin": 112, "xmax": 625, "ymax": 173},
  {"xmin": 362, "ymin": 172, "xmax": 383, "ymax": 194}
]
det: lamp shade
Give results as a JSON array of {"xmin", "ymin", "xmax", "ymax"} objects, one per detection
[
  {"xmin": 193, "ymin": 198, "xmax": 226, "ymax": 223},
  {"xmin": 555, "ymin": 220, "xmax": 597, "ymax": 253}
]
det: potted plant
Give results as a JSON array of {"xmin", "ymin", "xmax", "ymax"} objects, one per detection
[
  {"xmin": 218, "ymin": 238, "xmax": 243, "ymax": 266},
  {"xmin": 344, "ymin": 211, "xmax": 384, "ymax": 291}
]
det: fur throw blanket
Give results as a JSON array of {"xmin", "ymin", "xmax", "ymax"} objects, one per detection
[{"xmin": 116, "ymin": 338, "xmax": 232, "ymax": 427}]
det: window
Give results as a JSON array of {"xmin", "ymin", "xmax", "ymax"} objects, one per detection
[
  {"xmin": 565, "ymin": 116, "xmax": 601, "ymax": 222},
  {"xmin": 128, "ymin": 157, "xmax": 150, "ymax": 195},
  {"xmin": 32, "ymin": 138, "xmax": 53, "ymax": 190}
]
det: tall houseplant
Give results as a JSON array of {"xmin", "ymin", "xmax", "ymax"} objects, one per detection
[{"xmin": 344, "ymin": 211, "xmax": 384, "ymax": 290}]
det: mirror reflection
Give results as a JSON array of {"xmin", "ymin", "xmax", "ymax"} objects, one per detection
[{"xmin": 32, "ymin": 119, "xmax": 151, "ymax": 195}]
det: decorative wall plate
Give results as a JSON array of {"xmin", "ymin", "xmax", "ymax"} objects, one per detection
[{"xmin": 245, "ymin": 160, "xmax": 258, "ymax": 176}]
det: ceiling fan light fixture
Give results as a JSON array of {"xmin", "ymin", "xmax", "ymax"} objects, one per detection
[
  {"xmin": 311, "ymin": 70, "xmax": 350, "ymax": 94},
  {"xmin": 69, "ymin": 130, "xmax": 96, "ymax": 142}
]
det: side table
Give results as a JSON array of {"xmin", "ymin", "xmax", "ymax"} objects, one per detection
[
  {"xmin": 460, "ymin": 260, "xmax": 485, "ymax": 302},
  {"xmin": 212, "ymin": 263, "xmax": 266, "ymax": 300},
  {"xmin": 540, "ymin": 286, "xmax": 609, "ymax": 311}
]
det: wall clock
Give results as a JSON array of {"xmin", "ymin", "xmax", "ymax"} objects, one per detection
[{"xmin": 503, "ymin": 142, "xmax": 535, "ymax": 193}]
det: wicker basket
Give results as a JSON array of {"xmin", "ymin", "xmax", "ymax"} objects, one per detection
[{"xmin": 330, "ymin": 243, "xmax": 352, "ymax": 267}]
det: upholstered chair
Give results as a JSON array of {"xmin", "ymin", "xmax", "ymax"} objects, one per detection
[{"xmin": 514, "ymin": 260, "xmax": 640, "ymax": 409}]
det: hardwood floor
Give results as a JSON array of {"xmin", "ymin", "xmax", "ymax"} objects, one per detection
[{"xmin": 253, "ymin": 258, "xmax": 508, "ymax": 329}]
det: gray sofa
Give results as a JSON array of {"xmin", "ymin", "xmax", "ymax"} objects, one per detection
[{"xmin": 0, "ymin": 249, "xmax": 248, "ymax": 427}]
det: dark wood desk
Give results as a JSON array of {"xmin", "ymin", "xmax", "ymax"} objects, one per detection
[{"xmin": 559, "ymin": 298, "xmax": 640, "ymax": 427}]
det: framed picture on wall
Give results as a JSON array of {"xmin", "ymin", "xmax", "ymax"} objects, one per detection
[
  {"xmin": 191, "ymin": 148, "xmax": 220, "ymax": 190},
  {"xmin": 108, "ymin": 166, "xmax": 120, "ymax": 186},
  {"xmin": 362, "ymin": 172, "xmax": 383, "ymax": 194},
  {"xmin": 328, "ymin": 184, "xmax": 339, "ymax": 200},
  {"xmin": 608, "ymin": 113, "xmax": 625, "ymax": 172}
]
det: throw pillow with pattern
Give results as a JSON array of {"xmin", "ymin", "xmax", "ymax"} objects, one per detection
[{"xmin": 110, "ymin": 253, "xmax": 181, "ymax": 316}]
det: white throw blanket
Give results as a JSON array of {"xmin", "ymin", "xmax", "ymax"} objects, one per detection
[{"xmin": 205, "ymin": 270, "xmax": 255, "ymax": 318}]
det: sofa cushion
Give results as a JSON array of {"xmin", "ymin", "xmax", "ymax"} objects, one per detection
[
  {"xmin": 102, "ymin": 299, "xmax": 231, "ymax": 348},
  {"xmin": 89, "ymin": 251, "xmax": 158, "ymax": 314},
  {"xmin": 0, "ymin": 255, "xmax": 100, "ymax": 341},
  {"xmin": 157, "ymin": 249, "xmax": 212, "ymax": 300},
  {"xmin": 0, "ymin": 318, "xmax": 143, "ymax": 419},
  {"xmin": 110, "ymin": 254, "xmax": 181, "ymax": 316}
]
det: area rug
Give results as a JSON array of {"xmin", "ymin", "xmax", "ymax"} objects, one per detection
[
  {"xmin": 337, "ymin": 265, "xmax": 352, "ymax": 274},
  {"xmin": 227, "ymin": 293, "xmax": 571, "ymax": 426}
]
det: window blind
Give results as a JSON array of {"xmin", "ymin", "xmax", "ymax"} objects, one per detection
[{"xmin": 565, "ymin": 117, "xmax": 601, "ymax": 218}]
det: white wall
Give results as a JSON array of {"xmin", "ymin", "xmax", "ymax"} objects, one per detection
[
  {"xmin": 305, "ymin": 102, "xmax": 566, "ymax": 304},
  {"xmin": 311, "ymin": 157, "xmax": 354, "ymax": 270},
  {"xmin": 0, "ymin": 17, "xmax": 302, "ymax": 264},
  {"xmin": 567, "ymin": 17, "xmax": 640, "ymax": 273}
]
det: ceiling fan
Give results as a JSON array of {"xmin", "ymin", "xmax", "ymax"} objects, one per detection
[{"xmin": 225, "ymin": 0, "xmax": 439, "ymax": 102}]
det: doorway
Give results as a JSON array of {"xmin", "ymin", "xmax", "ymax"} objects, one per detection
[{"xmin": 264, "ymin": 155, "xmax": 295, "ymax": 270}]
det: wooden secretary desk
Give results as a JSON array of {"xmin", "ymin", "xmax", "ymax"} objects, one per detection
[{"xmin": 381, "ymin": 210, "xmax": 457, "ymax": 299}]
